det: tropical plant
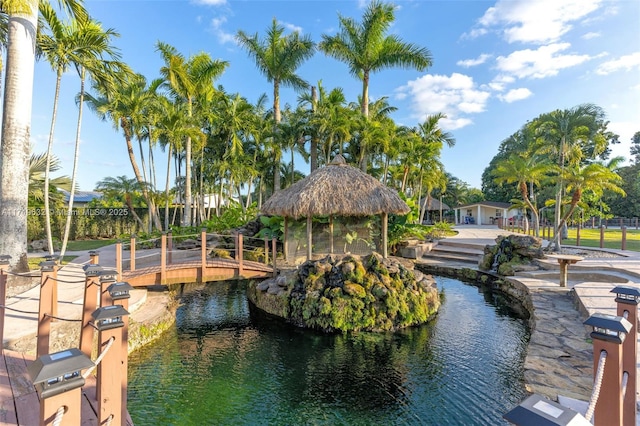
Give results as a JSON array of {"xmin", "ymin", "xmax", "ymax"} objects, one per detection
[
  {"xmin": 533, "ymin": 103, "xmax": 612, "ymax": 249},
  {"xmin": 156, "ymin": 41, "xmax": 228, "ymax": 226},
  {"xmin": 319, "ymin": 0, "xmax": 432, "ymax": 170},
  {"xmin": 94, "ymin": 175, "xmax": 147, "ymax": 229},
  {"xmin": 236, "ymin": 18, "xmax": 315, "ymax": 192},
  {"xmin": 492, "ymin": 152, "xmax": 551, "ymax": 236}
]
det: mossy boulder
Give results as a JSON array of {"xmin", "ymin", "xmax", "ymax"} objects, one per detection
[
  {"xmin": 247, "ymin": 253, "xmax": 440, "ymax": 333},
  {"xmin": 479, "ymin": 234, "xmax": 544, "ymax": 276}
]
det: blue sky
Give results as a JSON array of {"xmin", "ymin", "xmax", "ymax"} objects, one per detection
[{"xmin": 29, "ymin": 0, "xmax": 640, "ymax": 192}]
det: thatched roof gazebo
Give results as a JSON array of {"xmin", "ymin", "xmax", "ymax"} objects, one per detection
[{"xmin": 261, "ymin": 155, "xmax": 410, "ymax": 260}]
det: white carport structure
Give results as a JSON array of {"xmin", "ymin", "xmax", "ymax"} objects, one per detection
[{"xmin": 455, "ymin": 201, "xmax": 515, "ymax": 225}]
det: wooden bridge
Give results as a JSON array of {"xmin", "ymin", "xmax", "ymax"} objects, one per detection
[
  {"xmin": 115, "ymin": 230, "xmax": 277, "ymax": 287},
  {"xmin": 0, "ymin": 230, "xmax": 278, "ymax": 425}
]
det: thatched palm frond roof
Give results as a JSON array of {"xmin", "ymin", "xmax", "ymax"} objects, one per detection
[{"xmin": 261, "ymin": 155, "xmax": 410, "ymax": 219}]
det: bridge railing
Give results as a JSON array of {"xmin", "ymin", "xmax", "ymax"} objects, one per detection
[{"xmin": 115, "ymin": 230, "xmax": 279, "ymax": 281}]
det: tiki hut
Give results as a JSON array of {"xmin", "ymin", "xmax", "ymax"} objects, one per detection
[{"xmin": 261, "ymin": 155, "xmax": 410, "ymax": 261}]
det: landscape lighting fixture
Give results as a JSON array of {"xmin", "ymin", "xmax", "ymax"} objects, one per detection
[
  {"xmin": 503, "ymin": 394, "xmax": 590, "ymax": 425},
  {"xmin": 27, "ymin": 348, "xmax": 94, "ymax": 399},
  {"xmin": 91, "ymin": 305, "xmax": 129, "ymax": 331}
]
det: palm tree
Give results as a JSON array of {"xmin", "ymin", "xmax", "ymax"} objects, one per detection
[
  {"xmin": 236, "ymin": 18, "xmax": 315, "ymax": 192},
  {"xmin": 553, "ymin": 163, "xmax": 625, "ymax": 246},
  {"xmin": 60, "ymin": 19, "xmax": 124, "ymax": 257},
  {"xmin": 0, "ymin": 0, "xmax": 86, "ymax": 274},
  {"xmin": 28, "ymin": 152, "xmax": 72, "ymax": 205},
  {"xmin": 95, "ymin": 176, "xmax": 147, "ymax": 229},
  {"xmin": 319, "ymin": 1, "xmax": 432, "ymax": 115},
  {"xmin": 156, "ymin": 42, "xmax": 228, "ymax": 226},
  {"xmin": 534, "ymin": 103, "xmax": 608, "ymax": 249},
  {"xmin": 298, "ymin": 81, "xmax": 352, "ymax": 167},
  {"xmin": 39, "ymin": 3, "xmax": 93, "ymax": 254},
  {"xmin": 85, "ymin": 72, "xmax": 164, "ymax": 231},
  {"xmin": 492, "ymin": 152, "xmax": 551, "ymax": 236}
]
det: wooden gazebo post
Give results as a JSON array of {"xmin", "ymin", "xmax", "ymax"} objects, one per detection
[
  {"xmin": 306, "ymin": 216, "xmax": 312, "ymax": 261},
  {"xmin": 382, "ymin": 212, "xmax": 388, "ymax": 259}
]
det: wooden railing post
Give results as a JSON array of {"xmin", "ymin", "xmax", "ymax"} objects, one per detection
[
  {"xmin": 264, "ymin": 237, "xmax": 269, "ymax": 265},
  {"xmin": 89, "ymin": 250, "xmax": 99, "ymax": 265},
  {"xmin": 37, "ymin": 261, "xmax": 56, "ymax": 358},
  {"xmin": 201, "ymin": 228, "xmax": 207, "ymax": 283},
  {"xmin": 130, "ymin": 235, "xmax": 136, "ymax": 271},
  {"xmin": 237, "ymin": 233, "xmax": 244, "ymax": 277},
  {"xmin": 167, "ymin": 230, "xmax": 173, "ymax": 264},
  {"xmin": 622, "ymin": 226, "xmax": 627, "ymax": 251},
  {"xmin": 115, "ymin": 241, "xmax": 122, "ymax": 280},
  {"xmin": 160, "ymin": 233, "xmax": 167, "ymax": 285},
  {"xmin": 600, "ymin": 225, "xmax": 605, "ymax": 249},
  {"xmin": 0, "ymin": 256, "xmax": 10, "ymax": 352},
  {"xmin": 80, "ymin": 265, "xmax": 102, "ymax": 357}
]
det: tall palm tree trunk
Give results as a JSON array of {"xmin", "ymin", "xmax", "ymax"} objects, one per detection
[
  {"xmin": 164, "ymin": 145, "xmax": 172, "ymax": 230},
  {"xmin": 0, "ymin": 4, "xmax": 39, "ymax": 276},
  {"xmin": 44, "ymin": 71, "xmax": 63, "ymax": 255},
  {"xmin": 60, "ymin": 66, "xmax": 88, "ymax": 257},
  {"xmin": 183, "ymin": 137, "xmax": 192, "ymax": 226}
]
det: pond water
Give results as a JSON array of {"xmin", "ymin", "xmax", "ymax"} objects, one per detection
[{"xmin": 128, "ymin": 276, "xmax": 529, "ymax": 425}]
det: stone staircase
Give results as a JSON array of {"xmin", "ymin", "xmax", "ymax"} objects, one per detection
[{"xmin": 419, "ymin": 239, "xmax": 485, "ymax": 266}]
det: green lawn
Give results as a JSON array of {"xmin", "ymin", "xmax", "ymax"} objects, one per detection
[
  {"xmin": 547, "ymin": 227, "xmax": 640, "ymax": 252},
  {"xmin": 66, "ymin": 239, "xmax": 117, "ymax": 251},
  {"xmin": 28, "ymin": 255, "xmax": 77, "ymax": 270}
]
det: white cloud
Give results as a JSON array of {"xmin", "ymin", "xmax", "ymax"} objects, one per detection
[
  {"xmin": 457, "ymin": 54, "xmax": 492, "ymax": 68},
  {"xmin": 582, "ymin": 31, "xmax": 601, "ymax": 40},
  {"xmin": 498, "ymin": 88, "xmax": 532, "ymax": 103},
  {"xmin": 395, "ymin": 73, "xmax": 490, "ymax": 130},
  {"xmin": 596, "ymin": 52, "xmax": 640, "ymax": 75},
  {"xmin": 280, "ymin": 21, "xmax": 303, "ymax": 34},
  {"xmin": 495, "ymin": 43, "xmax": 592, "ymax": 79},
  {"xmin": 469, "ymin": 0, "xmax": 603, "ymax": 44},
  {"xmin": 192, "ymin": 0, "xmax": 226, "ymax": 5},
  {"xmin": 210, "ymin": 16, "xmax": 235, "ymax": 44}
]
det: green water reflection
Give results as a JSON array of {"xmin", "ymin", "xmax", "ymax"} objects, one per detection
[{"xmin": 128, "ymin": 277, "xmax": 528, "ymax": 425}]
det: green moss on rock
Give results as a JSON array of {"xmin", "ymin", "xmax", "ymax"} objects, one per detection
[{"xmin": 249, "ymin": 253, "xmax": 440, "ymax": 333}]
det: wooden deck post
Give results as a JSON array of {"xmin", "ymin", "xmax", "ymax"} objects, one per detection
[
  {"xmin": 115, "ymin": 293, "xmax": 130, "ymax": 423},
  {"xmin": 97, "ymin": 324, "xmax": 125, "ymax": 425},
  {"xmin": 115, "ymin": 241, "xmax": 122, "ymax": 280},
  {"xmin": 167, "ymin": 231, "xmax": 173, "ymax": 264},
  {"xmin": 612, "ymin": 287, "xmax": 639, "ymax": 426},
  {"xmin": 600, "ymin": 225, "xmax": 605, "ymax": 248},
  {"xmin": 201, "ymin": 228, "xmax": 207, "ymax": 283},
  {"xmin": 40, "ymin": 388, "xmax": 83, "ymax": 426},
  {"xmin": 89, "ymin": 250, "xmax": 99, "ymax": 265},
  {"xmin": 622, "ymin": 226, "xmax": 627, "ymax": 251},
  {"xmin": 577, "ymin": 223, "xmax": 581, "ymax": 246},
  {"xmin": 130, "ymin": 235, "xmax": 136, "ymax": 272},
  {"xmin": 0, "ymin": 257, "xmax": 8, "ymax": 352},
  {"xmin": 79, "ymin": 268, "xmax": 101, "ymax": 357},
  {"xmin": 161, "ymin": 233, "xmax": 167, "ymax": 285},
  {"xmin": 264, "ymin": 237, "xmax": 269, "ymax": 265},
  {"xmin": 37, "ymin": 262, "xmax": 56, "ymax": 358},
  {"xmin": 237, "ymin": 233, "xmax": 244, "ymax": 277}
]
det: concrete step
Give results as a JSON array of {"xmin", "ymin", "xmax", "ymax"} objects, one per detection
[
  {"xmin": 430, "ymin": 244, "xmax": 484, "ymax": 256},
  {"xmin": 436, "ymin": 239, "xmax": 487, "ymax": 251},
  {"xmin": 421, "ymin": 251, "xmax": 481, "ymax": 265}
]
